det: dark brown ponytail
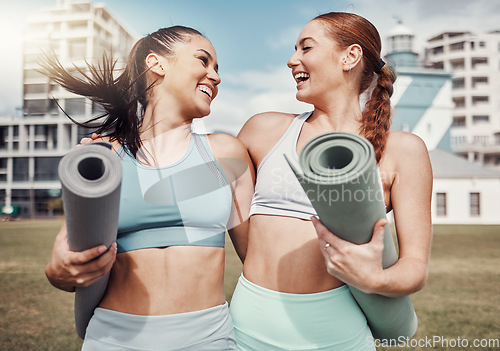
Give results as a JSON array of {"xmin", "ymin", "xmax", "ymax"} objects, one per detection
[{"xmin": 39, "ymin": 26, "xmax": 204, "ymax": 157}]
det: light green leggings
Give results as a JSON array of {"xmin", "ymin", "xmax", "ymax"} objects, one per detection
[{"xmin": 229, "ymin": 274, "xmax": 376, "ymax": 351}]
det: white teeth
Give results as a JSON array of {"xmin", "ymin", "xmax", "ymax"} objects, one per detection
[
  {"xmin": 198, "ymin": 85, "xmax": 213, "ymax": 98},
  {"xmin": 294, "ymin": 72, "xmax": 310, "ymax": 81}
]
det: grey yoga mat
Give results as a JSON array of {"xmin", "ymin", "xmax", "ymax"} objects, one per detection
[
  {"xmin": 58, "ymin": 142, "xmax": 122, "ymax": 339},
  {"xmin": 285, "ymin": 132, "xmax": 418, "ymax": 342}
]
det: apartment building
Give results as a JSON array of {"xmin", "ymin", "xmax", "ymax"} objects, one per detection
[
  {"xmin": 384, "ymin": 21, "xmax": 500, "ymax": 225},
  {"xmin": 0, "ymin": 0, "xmax": 136, "ymax": 218},
  {"xmin": 425, "ymin": 30, "xmax": 500, "ymax": 168}
]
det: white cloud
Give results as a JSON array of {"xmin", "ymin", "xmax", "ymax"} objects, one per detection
[
  {"xmin": 266, "ymin": 25, "xmax": 303, "ymax": 51},
  {"xmin": 222, "ymin": 65, "xmax": 296, "ymax": 91}
]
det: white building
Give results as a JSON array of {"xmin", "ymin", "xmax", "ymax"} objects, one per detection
[
  {"xmin": 425, "ymin": 30, "xmax": 500, "ymax": 168},
  {"xmin": 0, "ymin": 0, "xmax": 137, "ymax": 218},
  {"xmin": 386, "ymin": 21, "xmax": 500, "ymax": 225},
  {"xmin": 430, "ymin": 148, "xmax": 500, "ymax": 224}
]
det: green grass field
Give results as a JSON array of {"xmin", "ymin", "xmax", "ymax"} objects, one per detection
[{"xmin": 1, "ymin": 220, "xmax": 499, "ymax": 350}]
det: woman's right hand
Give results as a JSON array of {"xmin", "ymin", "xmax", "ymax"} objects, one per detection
[{"xmin": 45, "ymin": 222, "xmax": 117, "ymax": 292}]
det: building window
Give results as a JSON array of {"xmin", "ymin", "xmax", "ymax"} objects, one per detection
[
  {"xmin": 436, "ymin": 193, "xmax": 447, "ymax": 216},
  {"xmin": 452, "ymin": 78, "xmax": 465, "ymax": 89},
  {"xmin": 471, "ymin": 76, "xmax": 488, "ymax": 88},
  {"xmin": 451, "ymin": 135, "xmax": 467, "ymax": 145},
  {"xmin": 472, "ymin": 115, "xmax": 489, "ymax": 124},
  {"xmin": 13, "ymin": 158, "xmax": 29, "ymax": 182},
  {"xmin": 430, "ymin": 61, "xmax": 444, "ymax": 69},
  {"xmin": 452, "ymin": 116, "xmax": 466, "ymax": 127},
  {"xmin": 453, "ymin": 97, "xmax": 466, "ymax": 108},
  {"xmin": 479, "ymin": 41, "xmax": 486, "ymax": 48},
  {"xmin": 11, "ymin": 189, "xmax": 30, "ymax": 202},
  {"xmin": 68, "ymin": 38, "xmax": 87, "ymax": 60},
  {"xmin": 473, "ymin": 135, "xmax": 489, "ymax": 145},
  {"xmin": 65, "ymin": 98, "xmax": 86, "ymax": 116},
  {"xmin": 24, "ymin": 99, "xmax": 49, "ymax": 115},
  {"xmin": 450, "ymin": 58, "xmax": 465, "ymax": 70},
  {"xmin": 432, "ymin": 46, "xmax": 444, "ymax": 55},
  {"xmin": 34, "ymin": 158, "xmax": 60, "ymax": 181},
  {"xmin": 0, "ymin": 127, "xmax": 8, "ymax": 150},
  {"xmin": 470, "ymin": 193, "xmax": 480, "ymax": 216},
  {"xmin": 472, "ymin": 96, "xmax": 489, "ymax": 105},
  {"xmin": 0, "ymin": 158, "xmax": 7, "ymax": 182},
  {"xmin": 449, "ymin": 42, "xmax": 465, "ymax": 51},
  {"xmin": 24, "ymin": 84, "xmax": 49, "ymax": 95},
  {"xmin": 471, "ymin": 57, "xmax": 488, "ymax": 69}
]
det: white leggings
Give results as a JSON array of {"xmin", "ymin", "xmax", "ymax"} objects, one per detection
[{"xmin": 82, "ymin": 302, "xmax": 236, "ymax": 351}]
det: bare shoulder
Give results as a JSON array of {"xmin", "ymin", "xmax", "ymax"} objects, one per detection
[
  {"xmin": 237, "ymin": 112, "xmax": 298, "ymax": 164},
  {"xmin": 384, "ymin": 131, "xmax": 432, "ymax": 172},
  {"xmin": 385, "ymin": 131, "xmax": 429, "ymax": 158},
  {"xmin": 206, "ymin": 132, "xmax": 254, "ymax": 183},
  {"xmin": 238, "ymin": 112, "xmax": 297, "ymax": 144},
  {"xmin": 206, "ymin": 133, "xmax": 248, "ymax": 160}
]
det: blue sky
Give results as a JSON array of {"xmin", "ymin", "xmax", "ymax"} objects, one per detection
[{"xmin": 1, "ymin": 0, "xmax": 499, "ymax": 134}]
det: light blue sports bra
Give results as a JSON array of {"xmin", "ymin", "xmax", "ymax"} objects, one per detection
[{"xmin": 116, "ymin": 133, "xmax": 232, "ymax": 253}]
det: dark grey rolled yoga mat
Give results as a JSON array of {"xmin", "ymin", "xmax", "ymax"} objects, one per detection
[
  {"xmin": 285, "ymin": 132, "xmax": 418, "ymax": 342},
  {"xmin": 58, "ymin": 142, "xmax": 122, "ymax": 339}
]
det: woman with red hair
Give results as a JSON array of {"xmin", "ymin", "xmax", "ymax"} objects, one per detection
[{"xmin": 230, "ymin": 12, "xmax": 432, "ymax": 350}]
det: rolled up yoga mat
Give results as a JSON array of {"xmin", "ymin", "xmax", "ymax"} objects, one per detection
[
  {"xmin": 285, "ymin": 132, "xmax": 418, "ymax": 342},
  {"xmin": 58, "ymin": 142, "xmax": 122, "ymax": 339}
]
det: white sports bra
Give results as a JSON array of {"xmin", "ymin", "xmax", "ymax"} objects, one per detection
[{"xmin": 249, "ymin": 112, "xmax": 317, "ymax": 220}]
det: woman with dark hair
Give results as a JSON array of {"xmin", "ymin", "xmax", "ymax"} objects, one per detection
[
  {"xmin": 230, "ymin": 12, "xmax": 432, "ymax": 350},
  {"xmin": 43, "ymin": 26, "xmax": 253, "ymax": 350}
]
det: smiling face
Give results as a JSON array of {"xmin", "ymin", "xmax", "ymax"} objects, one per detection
[
  {"xmin": 158, "ymin": 35, "xmax": 220, "ymax": 119},
  {"xmin": 287, "ymin": 20, "xmax": 346, "ymax": 106}
]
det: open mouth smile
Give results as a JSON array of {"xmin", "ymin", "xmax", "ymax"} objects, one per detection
[
  {"xmin": 198, "ymin": 85, "xmax": 213, "ymax": 100},
  {"xmin": 294, "ymin": 72, "xmax": 310, "ymax": 85}
]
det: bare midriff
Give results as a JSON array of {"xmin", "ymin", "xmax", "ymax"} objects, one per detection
[
  {"xmin": 243, "ymin": 214, "xmax": 345, "ymax": 294},
  {"xmin": 99, "ymin": 246, "xmax": 226, "ymax": 315}
]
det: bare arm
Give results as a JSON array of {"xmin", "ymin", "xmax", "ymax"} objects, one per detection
[
  {"xmin": 208, "ymin": 133, "xmax": 255, "ymax": 263},
  {"xmin": 379, "ymin": 133, "xmax": 433, "ymax": 296},
  {"xmin": 45, "ymin": 222, "xmax": 117, "ymax": 292}
]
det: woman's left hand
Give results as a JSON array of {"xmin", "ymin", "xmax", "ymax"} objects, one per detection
[
  {"xmin": 311, "ymin": 216, "xmax": 388, "ymax": 294},
  {"xmin": 77, "ymin": 133, "xmax": 103, "ymax": 147}
]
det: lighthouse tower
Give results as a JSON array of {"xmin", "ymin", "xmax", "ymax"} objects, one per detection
[
  {"xmin": 386, "ymin": 19, "xmax": 453, "ymax": 151},
  {"xmin": 385, "ymin": 20, "xmax": 419, "ymax": 68}
]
